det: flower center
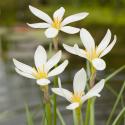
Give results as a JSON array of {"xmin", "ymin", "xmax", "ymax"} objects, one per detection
[
  {"xmin": 86, "ymin": 48, "xmax": 99, "ymax": 61},
  {"xmin": 71, "ymin": 92, "xmax": 84, "ymax": 103},
  {"xmin": 52, "ymin": 17, "xmax": 61, "ymax": 29},
  {"xmin": 32, "ymin": 65, "xmax": 47, "ymax": 79}
]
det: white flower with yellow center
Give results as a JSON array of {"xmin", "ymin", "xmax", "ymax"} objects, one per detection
[
  {"xmin": 63, "ymin": 28, "xmax": 117, "ymax": 70},
  {"xmin": 27, "ymin": 5, "xmax": 89, "ymax": 38},
  {"xmin": 13, "ymin": 45, "xmax": 68, "ymax": 86},
  {"xmin": 52, "ymin": 68, "xmax": 105, "ymax": 110}
]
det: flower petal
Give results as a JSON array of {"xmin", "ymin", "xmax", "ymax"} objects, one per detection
[
  {"xmin": 27, "ymin": 23, "xmax": 50, "ymax": 28},
  {"xmin": 74, "ymin": 44, "xmax": 87, "ymax": 58},
  {"xmin": 37, "ymin": 78, "xmax": 51, "ymax": 86},
  {"xmin": 66, "ymin": 103, "xmax": 79, "ymax": 110},
  {"xmin": 52, "ymin": 88, "xmax": 72, "ymax": 102},
  {"xmin": 100, "ymin": 35, "xmax": 117, "ymax": 58},
  {"xmin": 48, "ymin": 60, "xmax": 68, "ymax": 77},
  {"xmin": 92, "ymin": 58, "xmax": 106, "ymax": 71},
  {"xmin": 34, "ymin": 45, "xmax": 47, "ymax": 69},
  {"xmin": 52, "ymin": 78, "xmax": 72, "ymax": 102},
  {"xmin": 73, "ymin": 68, "xmax": 87, "ymax": 94},
  {"xmin": 15, "ymin": 68, "xmax": 35, "ymax": 79},
  {"xmin": 29, "ymin": 5, "xmax": 52, "ymax": 24},
  {"xmin": 62, "ymin": 12, "xmax": 89, "ymax": 26},
  {"xmin": 46, "ymin": 51, "xmax": 62, "ymax": 72},
  {"xmin": 53, "ymin": 7, "xmax": 65, "ymax": 21},
  {"xmin": 45, "ymin": 27, "xmax": 58, "ymax": 38},
  {"xmin": 82, "ymin": 79, "xmax": 105, "ymax": 102},
  {"xmin": 96, "ymin": 29, "xmax": 111, "ymax": 54},
  {"xmin": 63, "ymin": 44, "xmax": 78, "ymax": 55},
  {"xmin": 63, "ymin": 44, "xmax": 86, "ymax": 58},
  {"xmin": 61, "ymin": 26, "xmax": 80, "ymax": 34},
  {"xmin": 13, "ymin": 58, "xmax": 33, "ymax": 74},
  {"xmin": 80, "ymin": 28, "xmax": 95, "ymax": 53}
]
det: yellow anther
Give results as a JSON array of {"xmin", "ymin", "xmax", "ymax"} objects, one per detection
[
  {"xmin": 32, "ymin": 66, "xmax": 48, "ymax": 79},
  {"xmin": 71, "ymin": 92, "xmax": 84, "ymax": 103},
  {"xmin": 52, "ymin": 17, "xmax": 61, "ymax": 29}
]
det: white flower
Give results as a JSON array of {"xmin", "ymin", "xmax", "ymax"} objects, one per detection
[
  {"xmin": 52, "ymin": 68, "xmax": 105, "ymax": 110},
  {"xmin": 27, "ymin": 5, "xmax": 89, "ymax": 38},
  {"xmin": 63, "ymin": 28, "xmax": 117, "ymax": 70},
  {"xmin": 13, "ymin": 45, "xmax": 68, "ymax": 86}
]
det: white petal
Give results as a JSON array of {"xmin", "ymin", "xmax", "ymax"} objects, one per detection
[
  {"xmin": 66, "ymin": 103, "xmax": 79, "ymax": 110},
  {"xmin": 37, "ymin": 79, "xmax": 51, "ymax": 86},
  {"xmin": 73, "ymin": 68, "xmax": 87, "ymax": 94},
  {"xmin": 63, "ymin": 44, "xmax": 86, "ymax": 58},
  {"xmin": 15, "ymin": 68, "xmax": 35, "ymax": 79},
  {"xmin": 53, "ymin": 7, "xmax": 65, "ymax": 21},
  {"xmin": 13, "ymin": 58, "xmax": 33, "ymax": 74},
  {"xmin": 74, "ymin": 44, "xmax": 87, "ymax": 58},
  {"xmin": 61, "ymin": 26, "xmax": 80, "ymax": 34},
  {"xmin": 82, "ymin": 79, "xmax": 105, "ymax": 102},
  {"xmin": 92, "ymin": 58, "xmax": 106, "ymax": 71},
  {"xmin": 44, "ymin": 27, "xmax": 58, "ymax": 38},
  {"xmin": 100, "ymin": 35, "xmax": 117, "ymax": 58},
  {"xmin": 52, "ymin": 88, "xmax": 72, "ymax": 102},
  {"xmin": 63, "ymin": 44, "xmax": 78, "ymax": 55},
  {"xmin": 96, "ymin": 29, "xmax": 111, "ymax": 54},
  {"xmin": 46, "ymin": 51, "xmax": 62, "ymax": 72},
  {"xmin": 27, "ymin": 23, "xmax": 50, "ymax": 28},
  {"xmin": 29, "ymin": 5, "xmax": 52, "ymax": 24},
  {"xmin": 34, "ymin": 45, "xmax": 47, "ymax": 69},
  {"xmin": 80, "ymin": 28, "xmax": 95, "ymax": 53},
  {"xmin": 48, "ymin": 60, "xmax": 68, "ymax": 77},
  {"xmin": 62, "ymin": 12, "xmax": 89, "ymax": 26}
]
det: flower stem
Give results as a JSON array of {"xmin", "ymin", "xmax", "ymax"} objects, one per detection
[
  {"xmin": 53, "ymin": 36, "xmax": 59, "ymax": 51},
  {"xmin": 53, "ymin": 36, "xmax": 59, "ymax": 125},
  {"xmin": 73, "ymin": 106, "xmax": 83, "ymax": 125},
  {"xmin": 53, "ymin": 76, "xmax": 58, "ymax": 125},
  {"xmin": 85, "ymin": 99, "xmax": 91, "ymax": 125},
  {"xmin": 89, "ymin": 98, "xmax": 95, "ymax": 125},
  {"xmin": 40, "ymin": 86, "xmax": 52, "ymax": 125}
]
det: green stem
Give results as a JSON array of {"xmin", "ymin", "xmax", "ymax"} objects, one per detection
[
  {"xmin": 53, "ymin": 36, "xmax": 59, "ymax": 125},
  {"xmin": 45, "ymin": 103, "xmax": 52, "ymax": 125},
  {"xmin": 89, "ymin": 98, "xmax": 95, "ymax": 125},
  {"xmin": 40, "ymin": 86, "xmax": 52, "ymax": 125},
  {"xmin": 53, "ymin": 36, "xmax": 59, "ymax": 51},
  {"xmin": 53, "ymin": 76, "xmax": 58, "ymax": 125},
  {"xmin": 85, "ymin": 99, "xmax": 91, "ymax": 125},
  {"xmin": 73, "ymin": 106, "xmax": 83, "ymax": 125}
]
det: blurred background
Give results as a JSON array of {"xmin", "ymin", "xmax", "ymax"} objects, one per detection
[{"xmin": 0, "ymin": 0, "xmax": 125, "ymax": 125}]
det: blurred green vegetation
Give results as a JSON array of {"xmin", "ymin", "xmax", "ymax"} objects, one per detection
[{"xmin": 1, "ymin": 0, "xmax": 125, "ymax": 26}]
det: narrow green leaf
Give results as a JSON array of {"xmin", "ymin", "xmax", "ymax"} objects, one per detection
[
  {"xmin": 106, "ymin": 81, "xmax": 125, "ymax": 125},
  {"xmin": 112, "ymin": 107, "xmax": 125, "ymax": 125},
  {"xmin": 105, "ymin": 65, "xmax": 125, "ymax": 82},
  {"xmin": 51, "ymin": 99, "xmax": 66, "ymax": 125},
  {"xmin": 25, "ymin": 104, "xmax": 34, "ymax": 125},
  {"xmin": 56, "ymin": 108, "xmax": 66, "ymax": 125},
  {"xmin": 105, "ymin": 84, "xmax": 118, "ymax": 97}
]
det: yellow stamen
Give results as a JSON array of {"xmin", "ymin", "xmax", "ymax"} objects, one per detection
[
  {"xmin": 86, "ymin": 47, "xmax": 101, "ymax": 61},
  {"xmin": 71, "ymin": 92, "xmax": 84, "ymax": 103},
  {"xmin": 32, "ymin": 65, "xmax": 47, "ymax": 79},
  {"xmin": 52, "ymin": 17, "xmax": 61, "ymax": 29}
]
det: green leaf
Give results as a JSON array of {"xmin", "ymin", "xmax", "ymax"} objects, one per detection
[
  {"xmin": 106, "ymin": 81, "xmax": 125, "ymax": 125},
  {"xmin": 51, "ymin": 99, "xmax": 66, "ymax": 125},
  {"xmin": 112, "ymin": 107, "xmax": 125, "ymax": 125},
  {"xmin": 25, "ymin": 104, "xmax": 34, "ymax": 125},
  {"xmin": 105, "ymin": 65, "xmax": 125, "ymax": 82}
]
